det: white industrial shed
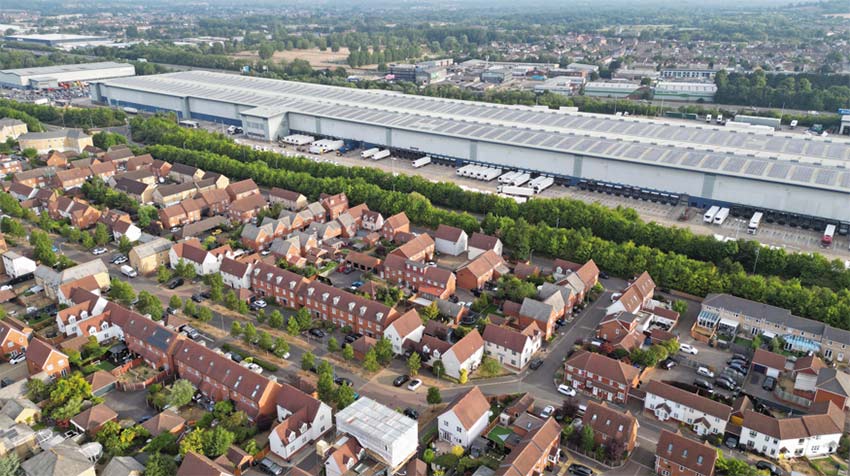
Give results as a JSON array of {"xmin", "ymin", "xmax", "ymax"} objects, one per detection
[
  {"xmin": 0, "ymin": 62, "xmax": 135, "ymax": 89},
  {"xmin": 91, "ymin": 71, "xmax": 850, "ymax": 224}
]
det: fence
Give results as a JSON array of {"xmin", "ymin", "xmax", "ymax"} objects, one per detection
[
  {"xmin": 774, "ymin": 387, "xmax": 812, "ymax": 408},
  {"xmin": 110, "ymin": 358, "xmax": 144, "ymax": 378},
  {"xmin": 116, "ymin": 370, "xmax": 172, "ymax": 392}
]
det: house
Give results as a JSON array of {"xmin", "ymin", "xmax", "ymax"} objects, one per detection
[
  {"xmin": 582, "ymin": 401, "xmax": 639, "ymax": 453},
  {"xmin": 53, "ymin": 167, "xmax": 91, "ymax": 190},
  {"xmin": 103, "ymin": 145, "xmax": 135, "ymax": 165},
  {"xmin": 482, "ymin": 322, "xmax": 542, "ymax": 371},
  {"xmin": 381, "ymin": 212, "xmax": 410, "ymax": 241},
  {"xmin": 438, "ymin": 386, "xmax": 490, "ymax": 449},
  {"xmin": 45, "ymin": 151, "xmax": 69, "ymax": 168},
  {"xmin": 17, "ymin": 129, "xmax": 92, "ymax": 154},
  {"xmin": 384, "ymin": 309, "xmax": 425, "ymax": 355},
  {"xmin": 113, "ymin": 178, "xmax": 156, "ymax": 204},
  {"xmin": 0, "ymin": 398, "xmax": 40, "ymax": 425},
  {"xmin": 213, "ymin": 446, "xmax": 253, "ymax": 476},
  {"xmin": 99, "ymin": 210, "xmax": 142, "ymax": 243},
  {"xmin": 563, "ymin": 351, "xmax": 640, "ymax": 404},
  {"xmin": 457, "ymin": 250, "xmax": 509, "ymax": 290},
  {"xmin": 102, "ymin": 456, "xmax": 145, "ymax": 476},
  {"xmin": 739, "ymin": 401, "xmax": 844, "ymax": 459},
  {"xmin": 26, "ymin": 339, "xmax": 69, "ymax": 379},
  {"xmin": 345, "ymin": 252, "xmax": 381, "ymax": 273},
  {"xmin": 169, "ymin": 239, "xmax": 229, "ymax": 276},
  {"xmin": 0, "ymin": 322, "xmax": 29, "ymax": 359},
  {"xmin": 177, "ymin": 216, "xmax": 228, "ymax": 240},
  {"xmin": 154, "ymin": 182, "xmax": 197, "ymax": 207},
  {"xmin": 607, "ymin": 271, "xmax": 655, "ymax": 315},
  {"xmin": 643, "ymin": 381, "xmax": 731, "ymax": 436},
  {"xmin": 13, "ymin": 166, "xmax": 56, "ymax": 188},
  {"xmin": 297, "ymin": 280, "xmax": 399, "ymax": 338},
  {"xmin": 8, "ymin": 182, "xmax": 35, "ymax": 201},
  {"xmin": 159, "ymin": 198, "xmax": 202, "ymax": 229},
  {"xmin": 307, "ymin": 220, "xmax": 342, "ymax": 242},
  {"xmin": 111, "ymin": 308, "xmax": 182, "ymax": 371},
  {"xmin": 517, "ymin": 298, "xmax": 557, "ymax": 340},
  {"xmin": 21, "ymin": 441, "xmax": 96, "ymax": 476},
  {"xmin": 320, "ymin": 192, "xmax": 348, "ymax": 220},
  {"xmin": 468, "ymin": 232, "xmax": 503, "ymax": 259},
  {"xmin": 434, "ymin": 225, "xmax": 469, "ymax": 256},
  {"xmin": 336, "ymin": 212, "xmax": 358, "ymax": 238},
  {"xmin": 514, "ymin": 262, "xmax": 540, "ymax": 280},
  {"xmin": 177, "ymin": 452, "xmax": 233, "ymax": 476},
  {"xmin": 751, "ymin": 349, "xmax": 786, "ymax": 378},
  {"xmin": 814, "ymin": 368, "xmax": 850, "ymax": 410},
  {"xmin": 169, "ymin": 163, "xmax": 205, "ymax": 183},
  {"xmin": 196, "ymin": 188, "xmax": 231, "ymax": 216},
  {"xmin": 227, "ymin": 193, "xmax": 268, "ymax": 223},
  {"xmin": 172, "ymin": 339, "xmax": 279, "ymax": 422},
  {"xmin": 141, "ymin": 410, "xmax": 186, "ymax": 437},
  {"xmin": 334, "ymin": 397, "xmax": 418, "ymax": 470},
  {"xmin": 129, "ymin": 238, "xmax": 173, "ymax": 275},
  {"xmin": 86, "ymin": 370, "xmax": 117, "ymax": 397},
  {"xmin": 89, "ymin": 161, "xmax": 117, "ymax": 180},
  {"xmin": 226, "ymin": 178, "xmax": 260, "ymax": 202},
  {"xmin": 596, "ymin": 311, "xmax": 645, "ymax": 351},
  {"xmin": 324, "ymin": 436, "xmax": 363, "ymax": 476},
  {"xmin": 495, "ymin": 417, "xmax": 560, "ymax": 476},
  {"xmin": 442, "ymin": 329, "xmax": 484, "ymax": 380},
  {"xmin": 70, "ymin": 403, "xmax": 117, "ymax": 435},
  {"xmin": 220, "ymin": 257, "xmax": 255, "ymax": 290},
  {"xmin": 0, "ymin": 118, "xmax": 27, "ymax": 141},
  {"xmin": 269, "ymin": 188, "xmax": 307, "ymax": 211},
  {"xmin": 48, "ymin": 197, "xmax": 101, "ymax": 229},
  {"xmin": 250, "ymin": 262, "xmax": 308, "ymax": 308},
  {"xmin": 793, "ymin": 355, "xmax": 826, "ymax": 394},
  {"xmin": 35, "ymin": 259, "xmax": 110, "ymax": 299},
  {"xmin": 1, "ymin": 251, "xmax": 36, "ymax": 278},
  {"xmin": 361, "ymin": 210, "xmax": 384, "ymax": 232},
  {"xmin": 125, "ymin": 153, "xmax": 154, "ymax": 171},
  {"xmin": 269, "ymin": 383, "xmax": 333, "ymax": 460},
  {"xmin": 352, "ymin": 335, "xmax": 377, "ymax": 361},
  {"xmin": 655, "ymin": 430, "xmax": 717, "ymax": 476},
  {"xmin": 0, "ymin": 158, "xmax": 22, "ymax": 176},
  {"xmin": 382, "ymin": 254, "xmax": 455, "ymax": 300}
]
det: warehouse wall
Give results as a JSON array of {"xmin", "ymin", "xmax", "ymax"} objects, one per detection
[
  {"xmin": 188, "ymin": 98, "xmax": 242, "ymax": 123},
  {"xmin": 103, "ymin": 87, "xmax": 183, "ymax": 112},
  {"xmin": 711, "ymin": 175, "xmax": 850, "ymax": 222}
]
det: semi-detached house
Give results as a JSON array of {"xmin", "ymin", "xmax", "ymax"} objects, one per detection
[
  {"xmin": 482, "ymin": 322, "xmax": 542, "ymax": 371},
  {"xmin": 563, "ymin": 351, "xmax": 640, "ymax": 404},
  {"xmin": 643, "ymin": 381, "xmax": 731, "ymax": 436},
  {"xmin": 269, "ymin": 383, "xmax": 333, "ymax": 460},
  {"xmin": 383, "ymin": 309, "xmax": 425, "ymax": 355},
  {"xmin": 655, "ymin": 430, "xmax": 718, "ymax": 476},
  {"xmin": 441, "ymin": 329, "xmax": 484, "ymax": 380},
  {"xmin": 438, "ymin": 386, "xmax": 491, "ymax": 448},
  {"xmin": 739, "ymin": 401, "xmax": 844, "ymax": 459}
]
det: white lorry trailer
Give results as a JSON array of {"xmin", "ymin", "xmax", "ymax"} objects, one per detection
[
  {"xmin": 361, "ymin": 147, "xmax": 380, "ymax": 159},
  {"xmin": 371, "ymin": 149, "xmax": 391, "ymax": 161},
  {"xmin": 497, "ymin": 185, "xmax": 535, "ymax": 197},
  {"xmin": 411, "ymin": 156, "xmax": 431, "ymax": 168}
]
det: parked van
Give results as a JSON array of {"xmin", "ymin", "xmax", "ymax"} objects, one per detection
[{"xmin": 120, "ymin": 265, "xmax": 138, "ymax": 278}]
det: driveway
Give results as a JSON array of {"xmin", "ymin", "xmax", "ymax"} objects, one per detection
[
  {"xmin": 104, "ymin": 389, "xmax": 151, "ymax": 422},
  {"xmin": 0, "ymin": 362, "xmax": 29, "ymax": 385}
]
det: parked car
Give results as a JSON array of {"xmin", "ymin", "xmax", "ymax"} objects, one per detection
[
  {"xmin": 693, "ymin": 378, "xmax": 714, "ymax": 393},
  {"xmin": 697, "ymin": 366, "xmax": 715, "ymax": 378},
  {"xmin": 732, "ymin": 353, "xmax": 750, "ymax": 363},
  {"xmin": 167, "ymin": 278, "xmax": 184, "ymax": 289},
  {"xmin": 407, "ymin": 379, "xmax": 422, "ymax": 391},
  {"xmin": 727, "ymin": 358, "xmax": 748, "ymax": 367},
  {"xmin": 762, "ymin": 377, "xmax": 777, "ymax": 391},
  {"xmin": 568, "ymin": 464, "xmax": 594, "ymax": 476},
  {"xmin": 251, "ymin": 299, "xmax": 267, "ymax": 309},
  {"xmin": 599, "ymin": 271, "xmax": 609, "ymax": 279},
  {"xmin": 308, "ymin": 328, "xmax": 325, "ymax": 338},
  {"xmin": 660, "ymin": 358, "xmax": 678, "ymax": 370},
  {"xmin": 714, "ymin": 378, "xmax": 737, "ymax": 391},
  {"xmin": 539, "ymin": 405, "xmax": 555, "ymax": 418},
  {"xmin": 334, "ymin": 377, "xmax": 353, "ymax": 387},
  {"xmin": 403, "ymin": 408, "xmax": 419, "ymax": 420},
  {"xmin": 393, "ymin": 375, "xmax": 410, "ymax": 387},
  {"xmin": 111, "ymin": 255, "xmax": 128, "ymax": 264},
  {"xmin": 91, "ymin": 247, "xmax": 108, "ymax": 255},
  {"xmin": 258, "ymin": 458, "xmax": 284, "ymax": 476},
  {"xmin": 529, "ymin": 358, "xmax": 543, "ymax": 370},
  {"xmin": 756, "ymin": 461, "xmax": 782, "ymax": 476},
  {"xmin": 610, "ymin": 293, "xmax": 622, "ymax": 302},
  {"xmin": 0, "ymin": 378, "xmax": 13, "ymax": 388},
  {"xmin": 729, "ymin": 363, "xmax": 749, "ymax": 375},
  {"xmin": 679, "ymin": 343, "xmax": 699, "ymax": 355},
  {"xmin": 191, "ymin": 293, "xmax": 205, "ymax": 303},
  {"xmin": 8, "ymin": 353, "xmax": 25, "ymax": 365},
  {"xmin": 557, "ymin": 384, "xmax": 576, "ymax": 397},
  {"xmin": 724, "ymin": 436, "xmax": 738, "ymax": 449}
]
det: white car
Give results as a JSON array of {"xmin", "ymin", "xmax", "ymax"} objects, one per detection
[
  {"xmin": 539, "ymin": 405, "xmax": 555, "ymax": 418},
  {"xmin": 91, "ymin": 247, "xmax": 108, "ymax": 255},
  {"xmin": 679, "ymin": 343, "xmax": 699, "ymax": 355},
  {"xmin": 407, "ymin": 379, "xmax": 422, "ymax": 391},
  {"xmin": 697, "ymin": 366, "xmax": 715, "ymax": 378},
  {"xmin": 252, "ymin": 300, "xmax": 267, "ymax": 309},
  {"xmin": 610, "ymin": 293, "xmax": 622, "ymax": 302},
  {"xmin": 8, "ymin": 353, "xmax": 25, "ymax": 365},
  {"xmin": 557, "ymin": 384, "xmax": 577, "ymax": 397}
]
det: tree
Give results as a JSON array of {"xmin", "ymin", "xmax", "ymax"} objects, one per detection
[
  {"xmin": 581, "ymin": 425, "xmax": 595, "ymax": 454},
  {"xmin": 422, "ymin": 448, "xmax": 435, "ymax": 464},
  {"xmin": 336, "ymin": 383, "xmax": 356, "ymax": 409},
  {"xmin": 287, "ymin": 316, "xmax": 300, "ymax": 335},
  {"xmin": 179, "ymin": 429, "xmax": 204, "ymax": 456},
  {"xmin": 258, "ymin": 44, "xmax": 275, "ymax": 60},
  {"xmin": 242, "ymin": 439, "xmax": 259, "ymax": 456},
  {"xmin": 407, "ymin": 352, "xmax": 421, "ymax": 376},
  {"xmin": 202, "ymin": 426, "xmax": 234, "ymax": 457},
  {"xmin": 169, "ymin": 295, "xmax": 183, "ymax": 309},
  {"xmin": 135, "ymin": 291, "xmax": 163, "ymax": 318},
  {"xmin": 80, "ymin": 232, "xmax": 95, "ymax": 250},
  {"xmin": 138, "ymin": 205, "xmax": 158, "ymax": 228},
  {"xmin": 317, "ymin": 367, "xmax": 336, "ymax": 404},
  {"xmin": 224, "ymin": 290, "xmax": 239, "ymax": 310},
  {"xmin": 426, "ymin": 386, "xmax": 442, "ymax": 405},
  {"xmin": 157, "ymin": 265, "xmax": 172, "ymax": 284},
  {"xmin": 242, "ymin": 322, "xmax": 257, "ymax": 344},
  {"xmin": 109, "ymin": 278, "xmax": 136, "ymax": 305},
  {"xmin": 268, "ymin": 310, "xmax": 283, "ymax": 328},
  {"xmin": 258, "ymin": 331, "xmax": 273, "ymax": 351},
  {"xmin": 196, "ymin": 307, "xmax": 212, "ymax": 322},
  {"xmin": 144, "ymin": 452, "xmax": 177, "ymax": 476},
  {"xmin": 208, "ymin": 273, "xmax": 224, "ymax": 302},
  {"xmin": 183, "ymin": 299, "xmax": 197, "ymax": 317},
  {"xmin": 0, "ymin": 454, "xmax": 19, "ymax": 476},
  {"xmin": 327, "ymin": 337, "xmax": 340, "ymax": 352},
  {"xmin": 458, "ymin": 368, "xmax": 468, "ymax": 384},
  {"xmin": 342, "ymin": 344, "xmax": 354, "ymax": 361},
  {"xmin": 716, "ymin": 456, "xmax": 761, "ymax": 476},
  {"xmin": 672, "ymin": 300, "xmax": 688, "ymax": 315},
  {"xmin": 93, "ymin": 223, "xmax": 111, "ymax": 246},
  {"xmin": 374, "ymin": 337, "xmax": 393, "ymax": 366},
  {"xmin": 230, "ymin": 321, "xmax": 242, "ymax": 338},
  {"xmin": 167, "ymin": 379, "xmax": 195, "ymax": 408},
  {"xmin": 363, "ymin": 348, "xmax": 380, "ymax": 372},
  {"xmin": 751, "ymin": 334, "xmax": 762, "ymax": 351},
  {"xmin": 294, "ymin": 307, "xmax": 313, "ymax": 330},
  {"xmin": 273, "ymin": 338, "xmax": 289, "ymax": 358},
  {"xmin": 301, "ymin": 352, "xmax": 315, "ymax": 371},
  {"xmin": 432, "ymin": 359, "xmax": 445, "ymax": 379},
  {"xmin": 480, "ymin": 356, "xmax": 502, "ymax": 377},
  {"xmin": 420, "ymin": 302, "xmax": 439, "ymax": 323}
]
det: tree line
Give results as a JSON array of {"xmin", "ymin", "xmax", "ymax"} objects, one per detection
[
  {"xmin": 715, "ymin": 70, "xmax": 850, "ymax": 113},
  {"xmin": 132, "ymin": 115, "xmax": 850, "ymax": 294},
  {"xmin": 0, "ymin": 98, "xmax": 126, "ymax": 129},
  {"xmin": 132, "ymin": 116, "xmax": 850, "ymax": 330}
]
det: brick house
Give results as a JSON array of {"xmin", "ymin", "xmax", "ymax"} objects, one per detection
[
  {"xmin": 457, "ymin": 250, "xmax": 509, "ymax": 290},
  {"xmin": 319, "ymin": 193, "xmax": 348, "ymax": 221},
  {"xmin": 381, "ymin": 212, "xmax": 410, "ymax": 241},
  {"xmin": 225, "ymin": 179, "xmax": 260, "ymax": 202},
  {"xmin": 26, "ymin": 339, "xmax": 69, "ymax": 379},
  {"xmin": 0, "ymin": 322, "xmax": 29, "ymax": 359},
  {"xmin": 496, "ymin": 417, "xmax": 560, "ymax": 476},
  {"xmin": 268, "ymin": 188, "xmax": 308, "ymax": 211},
  {"xmin": 655, "ymin": 430, "xmax": 717, "ymax": 476},
  {"xmin": 228, "ymin": 194, "xmax": 268, "ymax": 224},
  {"xmin": 582, "ymin": 401, "xmax": 639, "ymax": 454},
  {"xmin": 159, "ymin": 198, "xmax": 203, "ymax": 229},
  {"xmin": 563, "ymin": 351, "xmax": 640, "ymax": 404}
]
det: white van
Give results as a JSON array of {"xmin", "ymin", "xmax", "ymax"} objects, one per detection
[{"xmin": 120, "ymin": 265, "xmax": 138, "ymax": 278}]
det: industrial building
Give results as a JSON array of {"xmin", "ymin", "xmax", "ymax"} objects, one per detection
[
  {"xmin": 0, "ymin": 62, "xmax": 135, "ymax": 89},
  {"xmin": 3, "ymin": 33, "xmax": 110, "ymax": 49},
  {"xmin": 583, "ymin": 80, "xmax": 643, "ymax": 98},
  {"xmin": 91, "ymin": 71, "xmax": 850, "ymax": 225},
  {"xmin": 654, "ymin": 81, "xmax": 717, "ymax": 102}
]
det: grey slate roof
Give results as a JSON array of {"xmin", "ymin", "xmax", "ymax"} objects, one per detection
[
  {"xmin": 519, "ymin": 298, "xmax": 553, "ymax": 322},
  {"xmin": 21, "ymin": 441, "xmax": 93, "ymax": 476},
  {"xmin": 816, "ymin": 368, "xmax": 850, "ymax": 397}
]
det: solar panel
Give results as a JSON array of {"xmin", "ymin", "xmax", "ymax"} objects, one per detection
[
  {"xmin": 744, "ymin": 161, "xmax": 768, "ymax": 176},
  {"xmin": 814, "ymin": 169, "xmax": 838, "ymax": 185},
  {"xmin": 556, "ymin": 136, "xmax": 583, "ymax": 150},
  {"xmin": 767, "ymin": 163, "xmax": 791, "ymax": 178},
  {"xmin": 483, "ymin": 127, "xmax": 506, "ymax": 139},
  {"xmin": 527, "ymin": 133, "xmax": 551, "ymax": 146},
  {"xmin": 791, "ymin": 166, "xmax": 814, "ymax": 182},
  {"xmin": 514, "ymin": 131, "xmax": 535, "ymax": 143},
  {"xmin": 662, "ymin": 149, "xmax": 686, "ymax": 164},
  {"xmin": 701, "ymin": 155, "xmax": 724, "ymax": 170},
  {"xmin": 841, "ymin": 173, "xmax": 850, "ymax": 189},
  {"xmin": 681, "ymin": 153, "xmax": 703, "ymax": 167},
  {"xmin": 622, "ymin": 144, "xmax": 649, "ymax": 159},
  {"xmin": 672, "ymin": 128, "xmax": 695, "ymax": 141},
  {"xmin": 825, "ymin": 145, "xmax": 846, "ymax": 160},
  {"xmin": 458, "ymin": 124, "xmax": 482, "ymax": 136},
  {"xmin": 723, "ymin": 157, "xmax": 746, "ymax": 172},
  {"xmin": 764, "ymin": 138, "xmax": 786, "ymax": 152},
  {"xmin": 806, "ymin": 142, "xmax": 826, "ymax": 157},
  {"xmin": 588, "ymin": 141, "xmax": 615, "ymax": 155},
  {"xmin": 724, "ymin": 134, "xmax": 746, "ymax": 148},
  {"xmin": 644, "ymin": 148, "xmax": 667, "ymax": 162},
  {"xmin": 784, "ymin": 141, "xmax": 804, "ymax": 155}
]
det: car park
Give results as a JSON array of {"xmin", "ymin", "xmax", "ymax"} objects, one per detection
[
  {"xmin": 557, "ymin": 384, "xmax": 576, "ymax": 397},
  {"xmin": 697, "ymin": 366, "xmax": 715, "ymax": 378},
  {"xmin": 393, "ymin": 375, "xmax": 410, "ymax": 387},
  {"xmin": 407, "ymin": 379, "xmax": 422, "ymax": 391},
  {"xmin": 529, "ymin": 358, "xmax": 543, "ymax": 370},
  {"xmin": 539, "ymin": 405, "xmax": 555, "ymax": 418},
  {"xmin": 762, "ymin": 376, "xmax": 777, "ymax": 391},
  {"xmin": 679, "ymin": 343, "xmax": 698, "ymax": 355},
  {"xmin": 403, "ymin": 408, "xmax": 419, "ymax": 420}
]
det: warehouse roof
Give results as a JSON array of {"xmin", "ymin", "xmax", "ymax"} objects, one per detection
[
  {"xmin": 2, "ymin": 61, "xmax": 130, "ymax": 77},
  {"xmin": 96, "ymin": 71, "xmax": 850, "ymax": 192}
]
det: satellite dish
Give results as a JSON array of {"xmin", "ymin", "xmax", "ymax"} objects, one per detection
[{"xmin": 80, "ymin": 442, "xmax": 102, "ymax": 462}]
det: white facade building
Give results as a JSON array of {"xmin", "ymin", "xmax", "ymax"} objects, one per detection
[
  {"xmin": 437, "ymin": 387, "xmax": 491, "ymax": 448},
  {"xmin": 334, "ymin": 397, "xmax": 418, "ymax": 470},
  {"xmin": 383, "ymin": 310, "xmax": 424, "ymax": 355},
  {"xmin": 442, "ymin": 330, "xmax": 484, "ymax": 380},
  {"xmin": 1, "ymin": 251, "xmax": 36, "ymax": 278},
  {"xmin": 740, "ymin": 404, "xmax": 843, "ymax": 459},
  {"xmin": 643, "ymin": 381, "xmax": 731, "ymax": 436},
  {"xmin": 269, "ymin": 384, "xmax": 332, "ymax": 460}
]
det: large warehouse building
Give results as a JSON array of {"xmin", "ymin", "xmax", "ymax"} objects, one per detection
[
  {"xmin": 91, "ymin": 71, "xmax": 850, "ymax": 225},
  {"xmin": 0, "ymin": 62, "xmax": 135, "ymax": 89}
]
